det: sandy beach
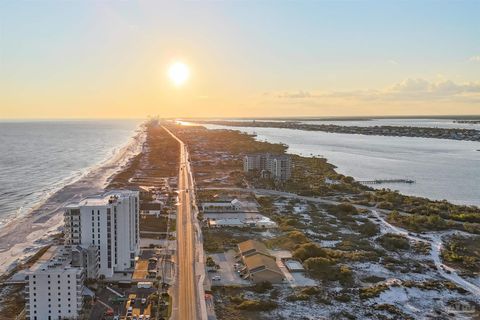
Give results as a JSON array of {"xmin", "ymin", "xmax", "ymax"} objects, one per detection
[{"xmin": 0, "ymin": 125, "xmax": 146, "ymax": 275}]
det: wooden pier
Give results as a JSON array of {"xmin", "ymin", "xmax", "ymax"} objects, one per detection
[{"xmin": 359, "ymin": 179, "xmax": 415, "ymax": 185}]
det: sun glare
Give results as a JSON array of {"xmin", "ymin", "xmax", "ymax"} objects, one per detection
[{"xmin": 168, "ymin": 62, "xmax": 190, "ymax": 86}]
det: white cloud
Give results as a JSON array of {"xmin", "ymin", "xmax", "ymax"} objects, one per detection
[
  {"xmin": 276, "ymin": 91, "xmax": 312, "ymax": 99},
  {"xmin": 268, "ymin": 78, "xmax": 480, "ymax": 104},
  {"xmin": 469, "ymin": 55, "xmax": 480, "ymax": 62}
]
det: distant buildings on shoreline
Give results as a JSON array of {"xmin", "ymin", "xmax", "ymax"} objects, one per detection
[
  {"xmin": 243, "ymin": 153, "xmax": 292, "ymax": 181},
  {"xmin": 25, "ymin": 189, "xmax": 140, "ymax": 320}
]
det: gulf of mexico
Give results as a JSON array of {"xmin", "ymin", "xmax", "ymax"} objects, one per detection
[{"xmin": 0, "ymin": 119, "xmax": 142, "ymax": 227}]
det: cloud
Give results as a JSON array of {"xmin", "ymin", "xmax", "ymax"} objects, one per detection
[
  {"xmin": 276, "ymin": 91, "xmax": 312, "ymax": 99},
  {"xmin": 388, "ymin": 78, "xmax": 480, "ymax": 97},
  {"xmin": 267, "ymin": 78, "xmax": 480, "ymax": 105},
  {"xmin": 469, "ymin": 55, "xmax": 480, "ymax": 62},
  {"xmin": 387, "ymin": 59, "xmax": 399, "ymax": 65}
]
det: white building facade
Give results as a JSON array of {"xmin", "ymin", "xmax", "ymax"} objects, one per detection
[
  {"xmin": 25, "ymin": 246, "xmax": 85, "ymax": 320},
  {"xmin": 64, "ymin": 190, "xmax": 140, "ymax": 278}
]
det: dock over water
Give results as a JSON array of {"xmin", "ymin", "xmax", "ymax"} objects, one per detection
[{"xmin": 359, "ymin": 179, "xmax": 415, "ymax": 185}]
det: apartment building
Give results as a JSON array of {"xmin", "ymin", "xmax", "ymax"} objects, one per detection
[
  {"xmin": 64, "ymin": 190, "xmax": 140, "ymax": 278},
  {"xmin": 243, "ymin": 153, "xmax": 292, "ymax": 180},
  {"xmin": 25, "ymin": 246, "xmax": 85, "ymax": 320}
]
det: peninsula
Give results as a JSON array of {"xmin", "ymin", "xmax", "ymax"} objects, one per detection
[{"xmin": 197, "ymin": 120, "xmax": 480, "ymax": 142}]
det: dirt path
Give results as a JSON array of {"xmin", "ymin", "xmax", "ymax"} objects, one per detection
[{"xmin": 371, "ymin": 210, "xmax": 480, "ymax": 299}]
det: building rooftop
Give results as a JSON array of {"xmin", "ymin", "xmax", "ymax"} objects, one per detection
[
  {"xmin": 238, "ymin": 240, "xmax": 271, "ymax": 257},
  {"xmin": 243, "ymin": 254, "xmax": 282, "ymax": 275},
  {"xmin": 28, "ymin": 246, "xmax": 80, "ymax": 272},
  {"xmin": 66, "ymin": 189, "xmax": 138, "ymax": 208}
]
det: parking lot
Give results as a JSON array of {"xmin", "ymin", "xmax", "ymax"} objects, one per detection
[
  {"xmin": 208, "ymin": 250, "xmax": 251, "ymax": 286},
  {"xmin": 207, "ymin": 249, "xmax": 317, "ymax": 288},
  {"xmin": 89, "ymin": 283, "xmax": 157, "ymax": 320}
]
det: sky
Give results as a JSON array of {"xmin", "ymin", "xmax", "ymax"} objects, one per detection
[{"xmin": 0, "ymin": 0, "xmax": 479, "ymax": 119}]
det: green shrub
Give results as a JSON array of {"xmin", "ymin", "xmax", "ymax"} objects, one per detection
[
  {"xmin": 304, "ymin": 257, "xmax": 335, "ymax": 276},
  {"xmin": 293, "ymin": 242, "xmax": 326, "ymax": 261},
  {"xmin": 300, "ymin": 286, "xmax": 320, "ymax": 295},
  {"xmin": 378, "ymin": 233, "xmax": 410, "ymax": 251},
  {"xmin": 235, "ymin": 299, "xmax": 277, "ymax": 311},
  {"xmin": 334, "ymin": 294, "xmax": 351, "ymax": 302},
  {"xmin": 359, "ymin": 284, "xmax": 389, "ymax": 299},
  {"xmin": 286, "ymin": 294, "xmax": 310, "ymax": 301},
  {"xmin": 358, "ymin": 221, "xmax": 380, "ymax": 237}
]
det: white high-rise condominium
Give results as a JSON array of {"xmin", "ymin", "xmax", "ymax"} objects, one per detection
[
  {"xmin": 64, "ymin": 190, "xmax": 140, "ymax": 278},
  {"xmin": 25, "ymin": 246, "xmax": 85, "ymax": 320}
]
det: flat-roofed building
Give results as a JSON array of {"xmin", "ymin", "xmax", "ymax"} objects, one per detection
[
  {"xmin": 64, "ymin": 190, "xmax": 140, "ymax": 278},
  {"xmin": 243, "ymin": 153, "xmax": 292, "ymax": 181},
  {"xmin": 24, "ymin": 246, "xmax": 85, "ymax": 320},
  {"xmin": 71, "ymin": 245, "xmax": 99, "ymax": 279},
  {"xmin": 201, "ymin": 198, "xmax": 243, "ymax": 213},
  {"xmin": 208, "ymin": 215, "xmax": 277, "ymax": 229}
]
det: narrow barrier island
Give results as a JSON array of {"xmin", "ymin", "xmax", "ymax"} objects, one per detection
[{"xmin": 198, "ymin": 120, "xmax": 480, "ymax": 141}]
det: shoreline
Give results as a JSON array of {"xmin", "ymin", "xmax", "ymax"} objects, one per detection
[
  {"xmin": 199, "ymin": 123, "xmax": 480, "ymax": 207},
  {"xmin": 197, "ymin": 120, "xmax": 480, "ymax": 142},
  {"xmin": 0, "ymin": 124, "xmax": 147, "ymax": 275}
]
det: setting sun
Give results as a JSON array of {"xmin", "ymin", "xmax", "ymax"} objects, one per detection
[{"xmin": 168, "ymin": 62, "xmax": 190, "ymax": 86}]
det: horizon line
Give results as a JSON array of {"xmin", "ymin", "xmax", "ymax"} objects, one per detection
[{"xmin": 1, "ymin": 114, "xmax": 480, "ymax": 122}]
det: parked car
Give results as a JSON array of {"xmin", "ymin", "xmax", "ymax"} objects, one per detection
[
  {"xmin": 212, "ymin": 275, "xmax": 221, "ymax": 281},
  {"xmin": 104, "ymin": 309, "xmax": 114, "ymax": 316}
]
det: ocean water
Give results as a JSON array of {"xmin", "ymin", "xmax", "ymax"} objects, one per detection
[
  {"xmin": 0, "ymin": 120, "xmax": 142, "ymax": 226},
  {"xmin": 201, "ymin": 123, "xmax": 480, "ymax": 206}
]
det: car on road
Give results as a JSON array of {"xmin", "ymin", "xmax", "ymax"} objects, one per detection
[
  {"xmin": 104, "ymin": 308, "xmax": 114, "ymax": 316},
  {"xmin": 212, "ymin": 275, "xmax": 221, "ymax": 281},
  {"xmin": 129, "ymin": 293, "xmax": 137, "ymax": 305},
  {"xmin": 141, "ymin": 297, "xmax": 147, "ymax": 304}
]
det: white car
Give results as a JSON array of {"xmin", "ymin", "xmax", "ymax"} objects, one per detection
[
  {"xmin": 212, "ymin": 275, "xmax": 221, "ymax": 281},
  {"xmin": 141, "ymin": 298, "xmax": 147, "ymax": 305}
]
